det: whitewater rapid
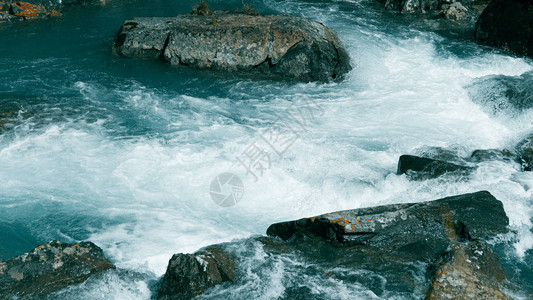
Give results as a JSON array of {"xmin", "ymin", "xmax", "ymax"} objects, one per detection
[{"xmin": 1, "ymin": 0, "xmax": 532, "ymax": 298}]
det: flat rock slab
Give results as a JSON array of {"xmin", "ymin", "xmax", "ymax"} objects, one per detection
[
  {"xmin": 114, "ymin": 12, "xmax": 352, "ymax": 82},
  {"xmin": 0, "ymin": 241, "xmax": 114, "ymax": 299},
  {"xmin": 267, "ymin": 191, "xmax": 508, "ymax": 250}
]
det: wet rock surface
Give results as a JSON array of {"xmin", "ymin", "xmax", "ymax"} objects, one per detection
[
  {"xmin": 397, "ymin": 154, "xmax": 475, "ymax": 180},
  {"xmin": 114, "ymin": 11, "xmax": 351, "ymax": 82},
  {"xmin": 0, "ymin": 240, "xmax": 114, "ymax": 299},
  {"xmin": 157, "ymin": 245, "xmax": 236, "ymax": 300},
  {"xmin": 265, "ymin": 191, "xmax": 510, "ymax": 297},
  {"xmin": 475, "ymin": 0, "xmax": 533, "ymax": 57},
  {"xmin": 427, "ymin": 241, "xmax": 510, "ymax": 299},
  {"xmin": 517, "ymin": 134, "xmax": 533, "ymax": 171}
]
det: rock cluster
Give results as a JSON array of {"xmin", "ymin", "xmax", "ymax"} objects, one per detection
[
  {"xmin": 154, "ymin": 191, "xmax": 510, "ymax": 299},
  {"xmin": 377, "ymin": 0, "xmax": 489, "ymax": 21},
  {"xmin": 114, "ymin": 11, "xmax": 352, "ymax": 82}
]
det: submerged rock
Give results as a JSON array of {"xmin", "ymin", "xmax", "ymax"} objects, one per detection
[
  {"xmin": 517, "ymin": 134, "xmax": 533, "ymax": 171},
  {"xmin": 114, "ymin": 12, "xmax": 352, "ymax": 82},
  {"xmin": 475, "ymin": 0, "xmax": 533, "ymax": 57},
  {"xmin": 468, "ymin": 149, "xmax": 516, "ymax": 163},
  {"xmin": 157, "ymin": 245, "xmax": 235, "ymax": 300},
  {"xmin": 0, "ymin": 241, "xmax": 114, "ymax": 299},
  {"xmin": 397, "ymin": 154, "xmax": 475, "ymax": 180}
]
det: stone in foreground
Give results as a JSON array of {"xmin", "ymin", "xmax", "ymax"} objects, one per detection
[
  {"xmin": 475, "ymin": 0, "xmax": 533, "ymax": 57},
  {"xmin": 397, "ymin": 154, "xmax": 475, "ymax": 180},
  {"xmin": 267, "ymin": 191, "xmax": 507, "ymax": 246},
  {"xmin": 267, "ymin": 191, "xmax": 510, "ymax": 297},
  {"xmin": 0, "ymin": 240, "xmax": 114, "ymax": 299},
  {"xmin": 157, "ymin": 245, "xmax": 235, "ymax": 300},
  {"xmin": 114, "ymin": 12, "xmax": 352, "ymax": 82}
]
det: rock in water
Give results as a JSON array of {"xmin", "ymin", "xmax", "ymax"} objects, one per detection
[
  {"xmin": 267, "ymin": 191, "xmax": 510, "ymax": 297},
  {"xmin": 397, "ymin": 154, "xmax": 475, "ymax": 180},
  {"xmin": 267, "ymin": 191, "xmax": 508, "ymax": 246},
  {"xmin": 475, "ymin": 0, "xmax": 533, "ymax": 57},
  {"xmin": 114, "ymin": 12, "xmax": 352, "ymax": 82},
  {"xmin": 0, "ymin": 241, "xmax": 114, "ymax": 299},
  {"xmin": 516, "ymin": 134, "xmax": 533, "ymax": 171},
  {"xmin": 157, "ymin": 245, "xmax": 235, "ymax": 300}
]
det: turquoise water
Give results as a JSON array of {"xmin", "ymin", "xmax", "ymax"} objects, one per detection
[{"xmin": 1, "ymin": 0, "xmax": 533, "ymax": 298}]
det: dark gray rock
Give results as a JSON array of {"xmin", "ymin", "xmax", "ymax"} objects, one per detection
[
  {"xmin": 475, "ymin": 0, "xmax": 533, "ymax": 57},
  {"xmin": 114, "ymin": 12, "xmax": 352, "ymax": 82},
  {"xmin": 468, "ymin": 149, "xmax": 516, "ymax": 163},
  {"xmin": 266, "ymin": 191, "xmax": 509, "ymax": 297},
  {"xmin": 397, "ymin": 154, "xmax": 475, "ymax": 180},
  {"xmin": 157, "ymin": 245, "xmax": 235, "ymax": 300},
  {"xmin": 157, "ymin": 192, "xmax": 510, "ymax": 298},
  {"xmin": 0, "ymin": 240, "xmax": 114, "ymax": 299},
  {"xmin": 267, "ymin": 191, "xmax": 508, "ymax": 245},
  {"xmin": 517, "ymin": 134, "xmax": 533, "ymax": 171}
]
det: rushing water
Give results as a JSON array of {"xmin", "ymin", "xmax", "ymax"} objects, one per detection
[{"xmin": 1, "ymin": 0, "xmax": 533, "ymax": 298}]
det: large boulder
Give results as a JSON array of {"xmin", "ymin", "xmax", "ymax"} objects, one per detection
[
  {"xmin": 0, "ymin": 241, "xmax": 114, "ymax": 299},
  {"xmin": 267, "ymin": 191, "xmax": 508, "ymax": 246},
  {"xmin": 266, "ymin": 191, "xmax": 510, "ymax": 297},
  {"xmin": 157, "ymin": 245, "xmax": 236, "ymax": 300},
  {"xmin": 475, "ymin": 0, "xmax": 533, "ymax": 57},
  {"xmin": 113, "ymin": 12, "xmax": 352, "ymax": 82}
]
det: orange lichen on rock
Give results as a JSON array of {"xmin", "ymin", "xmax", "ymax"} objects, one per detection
[
  {"xmin": 36, "ymin": 244, "xmax": 44, "ymax": 250},
  {"xmin": 50, "ymin": 10, "xmax": 62, "ymax": 17},
  {"xmin": 11, "ymin": 2, "xmax": 48, "ymax": 19}
]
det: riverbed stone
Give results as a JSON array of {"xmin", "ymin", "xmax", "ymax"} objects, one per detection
[
  {"xmin": 114, "ymin": 11, "xmax": 351, "ymax": 82},
  {"xmin": 0, "ymin": 241, "xmax": 115, "ymax": 299}
]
